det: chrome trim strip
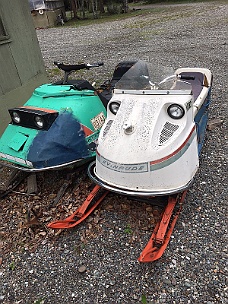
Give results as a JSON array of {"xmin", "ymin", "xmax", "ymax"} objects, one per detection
[
  {"xmin": 88, "ymin": 162, "xmax": 193, "ymax": 197},
  {"xmin": 0, "ymin": 157, "xmax": 93, "ymax": 172},
  {"xmin": 114, "ymin": 89, "xmax": 192, "ymax": 95}
]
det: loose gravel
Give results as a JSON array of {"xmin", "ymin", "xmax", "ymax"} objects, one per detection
[{"xmin": 0, "ymin": 1, "xmax": 227, "ymax": 303}]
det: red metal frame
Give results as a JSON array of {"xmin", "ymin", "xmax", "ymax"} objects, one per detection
[
  {"xmin": 138, "ymin": 191, "xmax": 187, "ymax": 262},
  {"xmin": 48, "ymin": 187, "xmax": 187, "ymax": 262},
  {"xmin": 47, "ymin": 185, "xmax": 108, "ymax": 229}
]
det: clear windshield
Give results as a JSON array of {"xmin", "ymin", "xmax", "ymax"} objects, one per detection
[{"xmin": 115, "ymin": 60, "xmax": 192, "ymax": 91}]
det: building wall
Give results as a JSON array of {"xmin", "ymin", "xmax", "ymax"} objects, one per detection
[
  {"xmin": 31, "ymin": 8, "xmax": 66, "ymax": 28},
  {"xmin": 30, "ymin": 0, "xmax": 66, "ymax": 28},
  {"xmin": 0, "ymin": 0, "xmax": 48, "ymax": 135}
]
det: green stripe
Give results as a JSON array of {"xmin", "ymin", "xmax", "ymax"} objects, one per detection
[{"xmin": 150, "ymin": 132, "xmax": 196, "ymax": 171}]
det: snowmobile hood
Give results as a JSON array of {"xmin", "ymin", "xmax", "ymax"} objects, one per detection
[
  {"xmin": 97, "ymin": 93, "xmax": 193, "ymax": 164},
  {"xmin": 0, "ymin": 90, "xmax": 106, "ymax": 170},
  {"xmin": 89, "ymin": 62, "xmax": 213, "ymax": 196},
  {"xmin": 33, "ymin": 84, "xmax": 95, "ymax": 98},
  {"xmin": 0, "ymin": 111, "xmax": 91, "ymax": 169}
]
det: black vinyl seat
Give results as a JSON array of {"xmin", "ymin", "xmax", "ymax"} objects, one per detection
[
  {"xmin": 179, "ymin": 72, "xmax": 206, "ymax": 102},
  {"xmin": 53, "ymin": 79, "xmax": 96, "ymax": 91}
]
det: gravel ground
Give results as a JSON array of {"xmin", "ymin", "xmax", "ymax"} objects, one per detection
[{"xmin": 0, "ymin": 1, "xmax": 227, "ymax": 303}]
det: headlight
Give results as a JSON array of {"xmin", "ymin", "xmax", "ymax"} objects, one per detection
[
  {"xmin": 12, "ymin": 112, "xmax": 21, "ymax": 124},
  {"xmin": 34, "ymin": 115, "xmax": 44, "ymax": 128},
  {"xmin": 9, "ymin": 107, "xmax": 58, "ymax": 130},
  {"xmin": 167, "ymin": 104, "xmax": 185, "ymax": 119},
  {"xmin": 109, "ymin": 101, "xmax": 120, "ymax": 115}
]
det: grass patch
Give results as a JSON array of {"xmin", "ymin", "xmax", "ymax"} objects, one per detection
[
  {"xmin": 33, "ymin": 299, "xmax": 45, "ymax": 304},
  {"xmin": 63, "ymin": 0, "xmax": 221, "ymax": 29},
  {"xmin": 9, "ymin": 261, "xmax": 16, "ymax": 271},
  {"xmin": 144, "ymin": 0, "xmax": 224, "ymax": 3},
  {"xmin": 47, "ymin": 68, "xmax": 62, "ymax": 78},
  {"xmin": 123, "ymin": 6, "xmax": 194, "ymax": 30},
  {"xmin": 65, "ymin": 8, "xmax": 144, "ymax": 27},
  {"xmin": 124, "ymin": 223, "xmax": 133, "ymax": 234},
  {"xmin": 141, "ymin": 294, "xmax": 147, "ymax": 304}
]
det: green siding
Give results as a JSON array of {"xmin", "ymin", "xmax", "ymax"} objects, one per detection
[
  {"xmin": 0, "ymin": 43, "xmax": 21, "ymax": 93},
  {"xmin": 0, "ymin": 0, "xmax": 48, "ymax": 135}
]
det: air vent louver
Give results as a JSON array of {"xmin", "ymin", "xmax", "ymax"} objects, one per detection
[
  {"xmin": 103, "ymin": 120, "xmax": 113, "ymax": 137},
  {"xmin": 159, "ymin": 122, "xmax": 179, "ymax": 145}
]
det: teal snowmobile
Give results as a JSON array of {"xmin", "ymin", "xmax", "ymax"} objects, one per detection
[{"xmin": 0, "ymin": 60, "xmax": 136, "ymax": 171}]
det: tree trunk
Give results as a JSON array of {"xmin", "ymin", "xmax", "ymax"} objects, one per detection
[
  {"xmin": 91, "ymin": 0, "xmax": 98, "ymax": 19},
  {"xmin": 71, "ymin": 0, "xmax": 78, "ymax": 18},
  {"xmin": 122, "ymin": 0, "xmax": 129, "ymax": 13},
  {"xmin": 99, "ymin": 0, "xmax": 105, "ymax": 14}
]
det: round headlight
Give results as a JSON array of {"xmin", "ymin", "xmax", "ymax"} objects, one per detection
[
  {"xmin": 34, "ymin": 115, "xmax": 44, "ymax": 128},
  {"xmin": 109, "ymin": 101, "xmax": 120, "ymax": 115},
  {"xmin": 12, "ymin": 112, "xmax": 21, "ymax": 124},
  {"xmin": 167, "ymin": 104, "xmax": 185, "ymax": 119}
]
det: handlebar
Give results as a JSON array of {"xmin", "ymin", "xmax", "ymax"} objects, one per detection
[{"xmin": 54, "ymin": 61, "xmax": 104, "ymax": 72}]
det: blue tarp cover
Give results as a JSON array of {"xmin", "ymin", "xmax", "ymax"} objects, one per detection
[{"xmin": 27, "ymin": 112, "xmax": 90, "ymax": 168}]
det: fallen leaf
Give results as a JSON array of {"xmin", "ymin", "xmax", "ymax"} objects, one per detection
[
  {"xmin": 38, "ymin": 232, "xmax": 47, "ymax": 236},
  {"xmin": 23, "ymin": 217, "xmax": 40, "ymax": 227}
]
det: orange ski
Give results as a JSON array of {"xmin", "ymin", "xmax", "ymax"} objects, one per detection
[
  {"xmin": 138, "ymin": 191, "xmax": 187, "ymax": 262},
  {"xmin": 47, "ymin": 185, "xmax": 108, "ymax": 229}
]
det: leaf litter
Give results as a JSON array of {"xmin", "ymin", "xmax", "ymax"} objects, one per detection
[{"xmin": 0, "ymin": 165, "xmax": 162, "ymax": 263}]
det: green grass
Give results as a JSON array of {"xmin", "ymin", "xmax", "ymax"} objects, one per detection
[
  {"xmin": 63, "ymin": 0, "xmax": 224, "ymax": 29},
  {"xmin": 9, "ymin": 261, "xmax": 16, "ymax": 271},
  {"xmin": 124, "ymin": 223, "xmax": 133, "ymax": 234},
  {"xmin": 47, "ymin": 67, "xmax": 62, "ymax": 78},
  {"xmin": 141, "ymin": 294, "xmax": 147, "ymax": 304},
  {"xmin": 33, "ymin": 299, "xmax": 45, "ymax": 304},
  {"xmin": 123, "ymin": 5, "xmax": 194, "ymax": 32},
  {"xmin": 145, "ymin": 0, "xmax": 224, "ymax": 3},
  {"xmin": 66, "ymin": 9, "xmax": 143, "ymax": 27}
]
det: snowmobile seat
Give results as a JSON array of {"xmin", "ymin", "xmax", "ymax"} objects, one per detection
[
  {"xmin": 53, "ymin": 79, "xmax": 96, "ymax": 91},
  {"xmin": 179, "ymin": 71, "xmax": 207, "ymax": 102}
]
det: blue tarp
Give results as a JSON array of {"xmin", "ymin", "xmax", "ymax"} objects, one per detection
[{"xmin": 27, "ymin": 112, "xmax": 90, "ymax": 168}]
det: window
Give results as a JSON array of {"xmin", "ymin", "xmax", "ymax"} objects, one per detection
[
  {"xmin": 29, "ymin": 0, "xmax": 45, "ymax": 11},
  {"xmin": 0, "ymin": 16, "xmax": 9, "ymax": 43}
]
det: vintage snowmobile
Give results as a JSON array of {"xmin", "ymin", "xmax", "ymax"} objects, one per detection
[
  {"xmin": 0, "ymin": 61, "xmax": 106, "ymax": 171},
  {"xmin": 89, "ymin": 60, "xmax": 212, "ymax": 196},
  {"xmin": 48, "ymin": 60, "xmax": 212, "ymax": 262},
  {"xmin": 0, "ymin": 61, "xmax": 135, "ymax": 172}
]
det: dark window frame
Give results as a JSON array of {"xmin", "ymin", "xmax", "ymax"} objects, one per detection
[{"xmin": 0, "ymin": 15, "xmax": 10, "ymax": 44}]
